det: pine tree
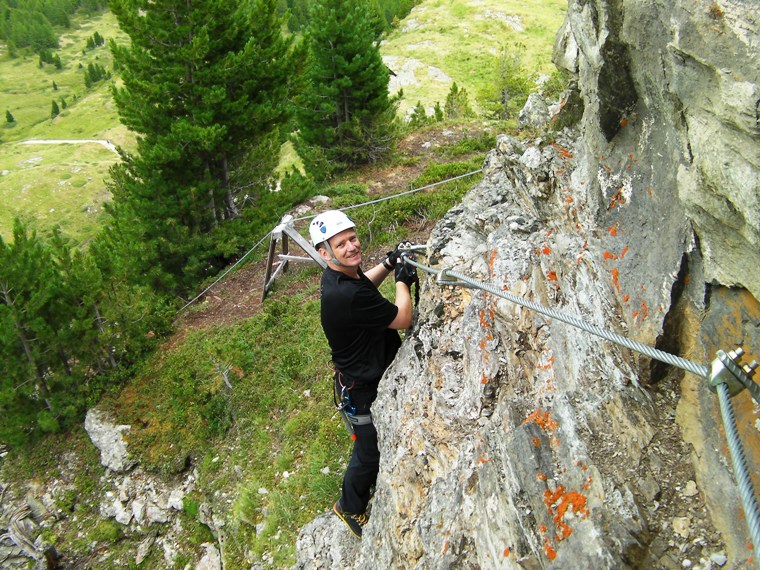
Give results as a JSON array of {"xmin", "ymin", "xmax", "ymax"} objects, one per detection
[
  {"xmin": 408, "ymin": 100, "xmax": 430, "ymax": 129},
  {"xmin": 5, "ymin": 110, "xmax": 15, "ymax": 124},
  {"xmin": 444, "ymin": 82, "xmax": 474, "ymax": 120},
  {"xmin": 433, "ymin": 101, "xmax": 444, "ymax": 122},
  {"xmin": 0, "ymin": 220, "xmax": 156, "ymax": 446},
  {"xmin": 107, "ymin": 0, "xmax": 295, "ymax": 292},
  {"xmin": 296, "ymin": 0, "xmax": 397, "ymax": 176},
  {"xmin": 51, "ymin": 100, "xmax": 60, "ymax": 118}
]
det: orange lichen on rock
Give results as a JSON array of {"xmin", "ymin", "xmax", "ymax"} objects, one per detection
[
  {"xmin": 608, "ymin": 189, "xmax": 626, "ymax": 209},
  {"xmin": 611, "ymin": 268, "xmax": 621, "ymax": 291},
  {"xmin": 544, "ymin": 541, "xmax": 557, "ymax": 560},
  {"xmin": 544, "ymin": 486, "xmax": 590, "ymax": 542},
  {"xmin": 523, "ymin": 409, "xmax": 559, "ymax": 434},
  {"xmin": 607, "ymin": 223, "xmax": 619, "ymax": 237},
  {"xmin": 603, "ymin": 251, "xmax": 617, "ymax": 260},
  {"xmin": 532, "ymin": 437, "xmax": 542, "ymax": 447},
  {"xmin": 547, "ymin": 270, "xmax": 558, "ymax": 281},
  {"xmin": 551, "ymin": 143, "xmax": 574, "ymax": 159},
  {"xmin": 503, "ymin": 547, "xmax": 511, "ymax": 557}
]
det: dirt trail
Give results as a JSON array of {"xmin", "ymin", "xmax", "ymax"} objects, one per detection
[{"xmin": 20, "ymin": 138, "xmax": 119, "ymax": 155}]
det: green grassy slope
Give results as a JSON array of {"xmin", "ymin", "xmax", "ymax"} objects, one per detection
[
  {"xmin": 381, "ymin": 0, "xmax": 567, "ymax": 116},
  {"xmin": 0, "ymin": 10, "xmax": 131, "ymax": 244},
  {"xmin": 0, "ymin": 2, "xmax": 569, "ymax": 563}
]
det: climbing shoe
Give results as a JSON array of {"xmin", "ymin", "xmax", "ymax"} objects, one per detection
[{"xmin": 333, "ymin": 501, "xmax": 368, "ymax": 538}]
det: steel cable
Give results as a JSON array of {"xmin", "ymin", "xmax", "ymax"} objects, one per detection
[
  {"xmin": 403, "ymin": 254, "xmax": 760, "ymax": 555},
  {"xmin": 403, "ymin": 257, "xmax": 709, "ymax": 377},
  {"xmin": 716, "ymin": 382, "xmax": 760, "ymax": 555}
]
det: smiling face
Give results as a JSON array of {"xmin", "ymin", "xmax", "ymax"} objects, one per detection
[{"xmin": 320, "ymin": 228, "xmax": 362, "ymax": 274}]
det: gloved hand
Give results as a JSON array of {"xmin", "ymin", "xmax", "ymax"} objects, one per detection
[
  {"xmin": 384, "ymin": 241, "xmax": 414, "ymax": 270},
  {"xmin": 394, "ymin": 257, "xmax": 418, "ymax": 288}
]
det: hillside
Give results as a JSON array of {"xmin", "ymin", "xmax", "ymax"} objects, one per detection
[
  {"xmin": 0, "ymin": 1, "xmax": 566, "ymax": 244},
  {"xmin": 0, "ymin": 10, "xmax": 131, "ymax": 243},
  {"xmin": 0, "ymin": 2, "xmax": 570, "ymax": 568},
  {"xmin": 8, "ymin": 0, "xmax": 758, "ymax": 569}
]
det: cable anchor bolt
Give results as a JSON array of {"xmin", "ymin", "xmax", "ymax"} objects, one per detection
[{"xmin": 708, "ymin": 346, "xmax": 759, "ymax": 399}]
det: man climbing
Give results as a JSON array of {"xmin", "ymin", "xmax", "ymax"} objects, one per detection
[{"xmin": 309, "ymin": 210, "xmax": 417, "ymax": 538}]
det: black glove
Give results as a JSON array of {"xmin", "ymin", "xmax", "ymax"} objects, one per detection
[
  {"xmin": 383, "ymin": 241, "xmax": 413, "ymax": 271},
  {"xmin": 394, "ymin": 258, "xmax": 418, "ymax": 288}
]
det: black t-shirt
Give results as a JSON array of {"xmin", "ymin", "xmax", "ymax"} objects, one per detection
[{"xmin": 320, "ymin": 267, "xmax": 401, "ymax": 402}]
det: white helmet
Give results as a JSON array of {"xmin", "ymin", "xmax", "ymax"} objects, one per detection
[{"xmin": 309, "ymin": 210, "xmax": 355, "ymax": 247}]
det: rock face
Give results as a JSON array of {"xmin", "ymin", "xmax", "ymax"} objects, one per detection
[
  {"xmin": 295, "ymin": 1, "xmax": 759, "ymax": 568},
  {"xmin": 554, "ymin": 0, "xmax": 760, "ymax": 301}
]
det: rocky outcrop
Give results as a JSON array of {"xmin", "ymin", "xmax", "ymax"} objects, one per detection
[
  {"xmin": 554, "ymin": 0, "xmax": 760, "ymax": 301},
  {"xmin": 295, "ymin": 1, "xmax": 759, "ymax": 567},
  {"xmin": 85, "ymin": 408, "xmax": 137, "ymax": 473}
]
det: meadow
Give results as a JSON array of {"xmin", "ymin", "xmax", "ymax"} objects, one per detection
[
  {"xmin": 381, "ymin": 0, "xmax": 567, "ymax": 116},
  {"xmin": 0, "ymin": 0, "xmax": 566, "ymax": 244},
  {"xmin": 0, "ymin": 10, "xmax": 131, "ymax": 244}
]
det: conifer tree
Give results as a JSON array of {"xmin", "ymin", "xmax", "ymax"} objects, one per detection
[
  {"xmin": 50, "ymin": 100, "xmax": 60, "ymax": 118},
  {"xmin": 296, "ymin": 0, "xmax": 397, "ymax": 176},
  {"xmin": 106, "ymin": 0, "xmax": 295, "ymax": 291},
  {"xmin": 444, "ymin": 82, "xmax": 474, "ymax": 120},
  {"xmin": 5, "ymin": 110, "xmax": 15, "ymax": 124},
  {"xmin": 0, "ymin": 218, "xmax": 170, "ymax": 446}
]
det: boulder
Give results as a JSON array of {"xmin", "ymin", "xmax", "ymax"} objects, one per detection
[
  {"xmin": 84, "ymin": 409, "xmax": 137, "ymax": 473},
  {"xmin": 518, "ymin": 93, "xmax": 551, "ymax": 129}
]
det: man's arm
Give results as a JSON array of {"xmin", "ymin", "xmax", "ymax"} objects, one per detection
[
  {"xmin": 364, "ymin": 261, "xmax": 393, "ymax": 287},
  {"xmin": 388, "ymin": 282, "xmax": 412, "ymax": 330}
]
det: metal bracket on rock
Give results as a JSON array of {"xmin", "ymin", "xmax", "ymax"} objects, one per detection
[{"xmin": 709, "ymin": 347, "xmax": 760, "ymax": 403}]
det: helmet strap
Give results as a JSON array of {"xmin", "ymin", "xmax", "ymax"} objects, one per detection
[{"xmin": 324, "ymin": 241, "xmax": 343, "ymax": 267}]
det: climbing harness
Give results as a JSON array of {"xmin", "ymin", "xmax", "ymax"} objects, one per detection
[
  {"xmin": 398, "ymin": 249, "xmax": 760, "ymax": 554},
  {"xmin": 333, "ymin": 368, "xmax": 372, "ymax": 441}
]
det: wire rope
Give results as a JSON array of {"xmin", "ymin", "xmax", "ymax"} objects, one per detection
[
  {"xmin": 403, "ymin": 256, "xmax": 709, "ymax": 377},
  {"xmin": 176, "ymin": 231, "xmax": 272, "ymax": 314},
  {"xmin": 716, "ymin": 382, "xmax": 760, "ymax": 554}
]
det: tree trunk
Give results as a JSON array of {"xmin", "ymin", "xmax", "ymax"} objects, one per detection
[
  {"xmin": 93, "ymin": 302, "xmax": 117, "ymax": 368},
  {"xmin": 222, "ymin": 156, "xmax": 238, "ymax": 220}
]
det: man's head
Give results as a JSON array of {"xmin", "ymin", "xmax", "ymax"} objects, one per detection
[{"xmin": 310, "ymin": 210, "xmax": 361, "ymax": 270}]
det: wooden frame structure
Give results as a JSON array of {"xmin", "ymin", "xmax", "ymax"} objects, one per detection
[{"xmin": 262, "ymin": 215, "xmax": 326, "ymax": 300}]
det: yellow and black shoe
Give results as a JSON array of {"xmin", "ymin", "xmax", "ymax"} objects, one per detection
[{"xmin": 333, "ymin": 501, "xmax": 368, "ymax": 538}]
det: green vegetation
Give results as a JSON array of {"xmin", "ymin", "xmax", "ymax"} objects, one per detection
[
  {"xmin": 284, "ymin": 0, "xmax": 420, "ymax": 32},
  {"xmin": 91, "ymin": 157, "xmax": 482, "ymax": 566},
  {"xmin": 0, "ymin": 9, "xmax": 131, "ymax": 244},
  {"xmin": 380, "ymin": 0, "xmax": 566, "ymax": 118},
  {"xmin": 104, "ymin": 0, "xmax": 297, "ymax": 293},
  {"xmin": 295, "ymin": 0, "xmax": 398, "ymax": 177}
]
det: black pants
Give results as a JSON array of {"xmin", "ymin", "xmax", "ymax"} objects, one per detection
[
  {"xmin": 337, "ymin": 377, "xmax": 380, "ymax": 515},
  {"xmin": 340, "ymin": 418, "xmax": 379, "ymax": 514}
]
